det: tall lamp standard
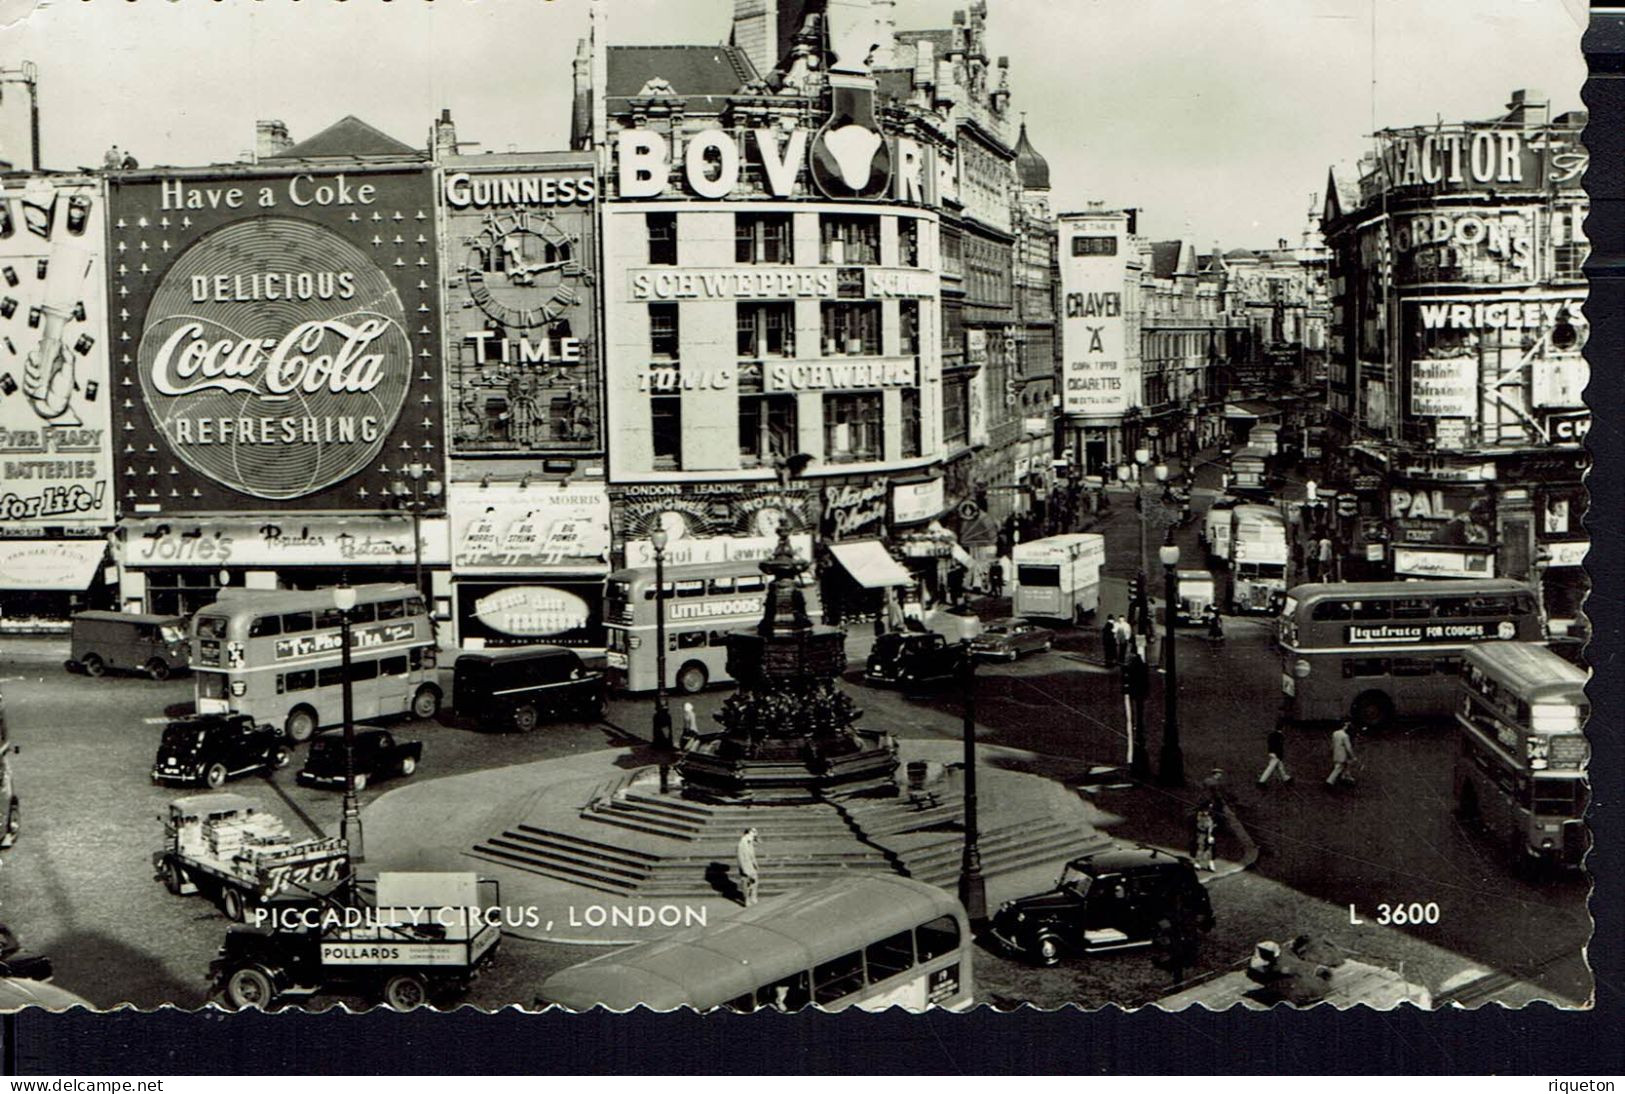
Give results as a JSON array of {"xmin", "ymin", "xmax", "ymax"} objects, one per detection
[
  {"xmin": 391, "ymin": 462, "xmax": 444, "ymax": 599},
  {"xmin": 332, "ymin": 582, "xmax": 364, "ymax": 862},
  {"xmin": 957, "ymin": 638, "xmax": 987, "ymax": 925},
  {"xmin": 1118, "ymin": 449, "xmax": 1167, "ymax": 652},
  {"xmin": 1158, "ymin": 531, "xmax": 1186, "ymax": 787},
  {"xmin": 649, "ymin": 528, "xmax": 673, "ymax": 754}
]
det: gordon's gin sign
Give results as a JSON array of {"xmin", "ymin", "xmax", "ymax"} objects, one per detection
[{"xmin": 136, "ymin": 218, "xmax": 412, "ymax": 500}]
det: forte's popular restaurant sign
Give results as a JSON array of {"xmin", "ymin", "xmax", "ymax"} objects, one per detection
[{"xmin": 108, "ymin": 170, "xmax": 442, "ymax": 510}]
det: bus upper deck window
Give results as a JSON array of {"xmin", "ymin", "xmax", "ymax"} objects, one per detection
[
  {"xmin": 915, "ymin": 915, "xmax": 961, "ymax": 961},
  {"xmin": 708, "ymin": 578, "xmax": 735, "ymax": 596},
  {"xmin": 348, "ymin": 602, "xmax": 377, "ymax": 624},
  {"xmin": 737, "ymin": 576, "xmax": 765, "ymax": 594},
  {"xmin": 756, "ymin": 972, "xmax": 810, "ymax": 1012},
  {"xmin": 1351, "ymin": 600, "xmax": 1390, "ymax": 620},
  {"xmin": 405, "ymin": 596, "xmax": 426, "ymax": 617},
  {"xmin": 1393, "ymin": 599, "xmax": 1430, "ymax": 619},
  {"xmin": 378, "ymin": 600, "xmax": 407, "ymax": 621},
  {"xmin": 813, "ymin": 951, "xmax": 865, "ymax": 1004},
  {"xmin": 282, "ymin": 612, "xmax": 314, "ymax": 634},
  {"xmin": 196, "ymin": 616, "xmax": 230, "ymax": 640},
  {"xmin": 316, "ymin": 607, "xmax": 344, "ymax": 629},
  {"xmin": 865, "ymin": 931, "xmax": 916, "ymax": 982},
  {"xmin": 1311, "ymin": 600, "xmax": 1351, "ymax": 621},
  {"xmin": 248, "ymin": 615, "xmax": 281, "ymax": 638},
  {"xmin": 675, "ymin": 580, "xmax": 705, "ymax": 598}
]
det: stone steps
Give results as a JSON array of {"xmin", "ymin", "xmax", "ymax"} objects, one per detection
[{"xmin": 468, "ymin": 797, "xmax": 1103, "ymax": 901}]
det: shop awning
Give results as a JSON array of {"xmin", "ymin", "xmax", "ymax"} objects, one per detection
[
  {"xmin": 1224, "ymin": 400, "xmax": 1282, "ymax": 421},
  {"xmin": 0, "ymin": 540, "xmax": 106, "ymax": 591},
  {"xmin": 827, "ymin": 540, "xmax": 914, "ymax": 589}
]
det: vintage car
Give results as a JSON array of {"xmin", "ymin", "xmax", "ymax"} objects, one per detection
[
  {"xmin": 864, "ymin": 631, "xmax": 963, "ymax": 686},
  {"xmin": 152, "ymin": 714, "xmax": 290, "ymax": 789},
  {"xmin": 452, "ymin": 647, "xmax": 606, "ymax": 733},
  {"xmin": 969, "ymin": 619, "xmax": 1054, "ymax": 662},
  {"xmin": 296, "ymin": 728, "xmax": 422, "ymax": 791},
  {"xmin": 988, "ymin": 846, "xmax": 1215, "ymax": 966}
]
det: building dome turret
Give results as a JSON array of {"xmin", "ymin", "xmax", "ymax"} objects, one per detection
[{"xmin": 1014, "ymin": 120, "xmax": 1050, "ymax": 191}]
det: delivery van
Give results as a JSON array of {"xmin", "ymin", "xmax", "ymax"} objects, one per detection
[
  {"xmin": 65, "ymin": 611, "xmax": 190, "ymax": 680},
  {"xmin": 1012, "ymin": 534, "xmax": 1106, "ymax": 624}
]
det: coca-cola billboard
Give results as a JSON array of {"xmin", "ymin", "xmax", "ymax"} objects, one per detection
[{"xmin": 108, "ymin": 169, "xmax": 442, "ymax": 510}]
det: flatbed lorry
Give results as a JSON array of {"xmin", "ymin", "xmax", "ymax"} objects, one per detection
[{"xmin": 154, "ymin": 794, "xmax": 349, "ymax": 923}]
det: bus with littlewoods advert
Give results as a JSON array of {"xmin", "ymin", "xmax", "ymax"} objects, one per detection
[
  {"xmin": 1278, "ymin": 579, "xmax": 1544, "ymax": 730},
  {"xmin": 602, "ymin": 560, "xmax": 821, "ymax": 694},
  {"xmin": 1454, "ymin": 642, "xmax": 1589, "ymax": 874},
  {"xmin": 536, "ymin": 875, "xmax": 973, "ymax": 1013},
  {"xmin": 189, "ymin": 585, "xmax": 441, "ymax": 742}
]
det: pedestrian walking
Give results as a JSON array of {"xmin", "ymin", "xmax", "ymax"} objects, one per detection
[
  {"xmin": 1102, "ymin": 614, "xmax": 1120, "ymax": 667},
  {"xmin": 1114, "ymin": 614, "xmax": 1134, "ymax": 658},
  {"xmin": 1193, "ymin": 804, "xmax": 1217, "ymax": 872},
  {"xmin": 1317, "ymin": 535, "xmax": 1333, "ymax": 579},
  {"xmin": 988, "ymin": 557, "xmax": 1005, "ymax": 600},
  {"xmin": 1326, "ymin": 721, "xmax": 1357, "ymax": 787},
  {"xmin": 1205, "ymin": 605, "xmax": 1225, "ymax": 647},
  {"xmin": 1257, "ymin": 721, "xmax": 1293, "ymax": 786},
  {"xmin": 1123, "ymin": 650, "xmax": 1149, "ymax": 749},
  {"xmin": 736, "ymin": 827, "xmax": 760, "ymax": 907}
]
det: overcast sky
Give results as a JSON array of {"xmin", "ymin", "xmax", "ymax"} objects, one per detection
[{"xmin": 3, "ymin": 0, "xmax": 1587, "ymax": 247}]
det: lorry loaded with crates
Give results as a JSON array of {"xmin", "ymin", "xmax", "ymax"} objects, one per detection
[
  {"xmin": 1011, "ymin": 534, "xmax": 1106, "ymax": 625},
  {"xmin": 154, "ymin": 793, "xmax": 350, "ymax": 923}
]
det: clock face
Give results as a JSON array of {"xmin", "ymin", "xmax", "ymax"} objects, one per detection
[{"xmin": 462, "ymin": 209, "xmax": 584, "ymax": 329}]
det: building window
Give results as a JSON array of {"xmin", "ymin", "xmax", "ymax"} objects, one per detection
[
  {"xmin": 649, "ymin": 303, "xmax": 679, "ymax": 359},
  {"xmin": 737, "ymin": 302, "xmax": 797, "ymax": 358},
  {"xmin": 1072, "ymin": 235, "xmax": 1117, "ymax": 257},
  {"xmin": 899, "ymin": 218, "xmax": 921, "ymax": 267},
  {"xmin": 648, "ymin": 212, "xmax": 677, "ymax": 266},
  {"xmin": 652, "ymin": 397, "xmax": 682, "ymax": 469},
  {"xmin": 942, "ymin": 378, "xmax": 968, "ymax": 448},
  {"xmin": 901, "ymin": 388, "xmax": 921, "ymax": 459},
  {"xmin": 821, "ymin": 302, "xmax": 881, "ymax": 356},
  {"xmin": 736, "ymin": 213, "xmax": 794, "ymax": 264},
  {"xmin": 821, "ymin": 215, "xmax": 881, "ymax": 265},
  {"xmin": 824, "ymin": 392, "xmax": 884, "ymax": 463},
  {"xmin": 739, "ymin": 394, "xmax": 797, "ymax": 466},
  {"xmin": 900, "ymin": 299, "xmax": 920, "ymax": 356}
]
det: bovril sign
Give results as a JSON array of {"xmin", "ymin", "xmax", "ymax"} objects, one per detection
[{"xmin": 615, "ymin": 127, "xmax": 935, "ymax": 205}]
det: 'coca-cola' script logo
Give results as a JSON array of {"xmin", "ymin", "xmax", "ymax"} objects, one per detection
[
  {"xmin": 138, "ymin": 218, "xmax": 411, "ymax": 500},
  {"xmin": 150, "ymin": 318, "xmax": 391, "ymax": 398}
]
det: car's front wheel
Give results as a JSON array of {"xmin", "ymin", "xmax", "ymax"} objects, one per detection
[
  {"xmin": 1031, "ymin": 931, "xmax": 1065, "ymax": 967},
  {"xmin": 224, "ymin": 965, "xmax": 279, "ymax": 1011}
]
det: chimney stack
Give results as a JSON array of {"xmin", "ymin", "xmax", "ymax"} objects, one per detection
[
  {"xmin": 1506, "ymin": 88, "xmax": 1549, "ymax": 128},
  {"xmin": 432, "ymin": 109, "xmax": 459, "ymax": 160},
  {"xmin": 255, "ymin": 119, "xmax": 293, "ymax": 159}
]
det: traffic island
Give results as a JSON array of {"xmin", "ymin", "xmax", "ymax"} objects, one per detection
[{"xmin": 361, "ymin": 739, "xmax": 1112, "ymax": 945}]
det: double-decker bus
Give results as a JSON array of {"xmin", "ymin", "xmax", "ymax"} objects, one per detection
[
  {"xmin": 1229, "ymin": 505, "xmax": 1288, "ymax": 613},
  {"xmin": 189, "ymin": 585, "xmax": 441, "ymax": 742},
  {"xmin": 1278, "ymin": 578, "xmax": 1544, "ymax": 730},
  {"xmin": 1454, "ymin": 642, "xmax": 1589, "ymax": 874},
  {"xmin": 536, "ymin": 875, "xmax": 973, "ymax": 1012},
  {"xmin": 603, "ymin": 560, "xmax": 821, "ymax": 694}
]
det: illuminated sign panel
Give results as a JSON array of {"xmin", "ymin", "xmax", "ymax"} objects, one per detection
[
  {"xmin": 109, "ymin": 169, "xmax": 442, "ymax": 510},
  {"xmin": 0, "ymin": 177, "xmax": 113, "ymax": 527},
  {"xmin": 1058, "ymin": 215, "xmax": 1132, "ymax": 417}
]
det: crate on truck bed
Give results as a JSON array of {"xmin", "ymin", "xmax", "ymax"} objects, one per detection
[{"xmin": 154, "ymin": 793, "xmax": 350, "ymax": 923}]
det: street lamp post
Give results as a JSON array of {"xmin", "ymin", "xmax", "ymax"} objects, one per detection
[
  {"xmin": 1118, "ymin": 450, "xmax": 1167, "ymax": 653},
  {"xmin": 650, "ymin": 529, "xmax": 673, "ymax": 755},
  {"xmin": 1158, "ymin": 531, "xmax": 1186, "ymax": 787},
  {"xmin": 391, "ymin": 462, "xmax": 443, "ymax": 600},
  {"xmin": 957, "ymin": 639, "xmax": 987, "ymax": 925},
  {"xmin": 333, "ymin": 582, "xmax": 364, "ymax": 862}
]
